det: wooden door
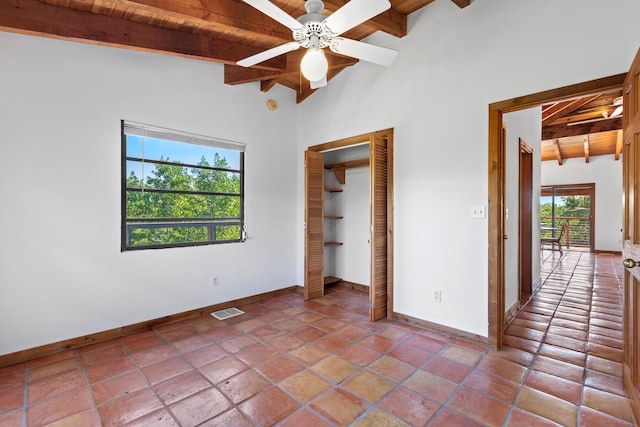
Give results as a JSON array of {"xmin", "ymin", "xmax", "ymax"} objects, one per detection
[
  {"xmin": 623, "ymin": 47, "xmax": 640, "ymax": 424},
  {"xmin": 305, "ymin": 150, "xmax": 324, "ymax": 300},
  {"xmin": 519, "ymin": 139, "xmax": 533, "ymax": 298},
  {"xmin": 370, "ymin": 136, "xmax": 389, "ymax": 320}
]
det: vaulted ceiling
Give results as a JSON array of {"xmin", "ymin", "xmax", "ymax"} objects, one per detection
[
  {"xmin": 541, "ymin": 90, "xmax": 623, "ymax": 164},
  {"xmin": 0, "ymin": 0, "xmax": 469, "ymax": 103},
  {"xmin": 3, "ymin": 0, "xmax": 623, "ymax": 156}
]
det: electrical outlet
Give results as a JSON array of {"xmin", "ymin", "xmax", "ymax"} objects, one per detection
[
  {"xmin": 212, "ymin": 276, "xmax": 219, "ymax": 287},
  {"xmin": 433, "ymin": 290, "xmax": 442, "ymax": 303}
]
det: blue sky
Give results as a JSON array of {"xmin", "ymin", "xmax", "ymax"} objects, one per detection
[
  {"xmin": 126, "ymin": 135, "xmax": 241, "ymax": 182},
  {"xmin": 540, "ymin": 196, "xmax": 566, "ymax": 206}
]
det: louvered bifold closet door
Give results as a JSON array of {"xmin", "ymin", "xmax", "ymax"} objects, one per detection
[
  {"xmin": 305, "ymin": 150, "xmax": 325, "ymax": 300},
  {"xmin": 370, "ymin": 136, "xmax": 388, "ymax": 320}
]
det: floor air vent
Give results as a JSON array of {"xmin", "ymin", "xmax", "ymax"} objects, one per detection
[{"xmin": 211, "ymin": 307, "xmax": 244, "ymax": 320}]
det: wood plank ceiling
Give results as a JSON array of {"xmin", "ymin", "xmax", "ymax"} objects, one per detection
[
  {"xmin": 0, "ymin": 0, "xmax": 469, "ymax": 103},
  {"xmin": 541, "ymin": 89, "xmax": 623, "ymax": 164}
]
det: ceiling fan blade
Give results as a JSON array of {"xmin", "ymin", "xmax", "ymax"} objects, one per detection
[
  {"xmin": 323, "ymin": 0, "xmax": 391, "ymax": 36},
  {"xmin": 610, "ymin": 105, "xmax": 623, "ymax": 118},
  {"xmin": 237, "ymin": 42, "xmax": 301, "ymax": 67},
  {"xmin": 242, "ymin": 0, "xmax": 304, "ymax": 31},
  {"xmin": 310, "ymin": 76, "xmax": 327, "ymax": 89},
  {"xmin": 329, "ymin": 37, "xmax": 397, "ymax": 66}
]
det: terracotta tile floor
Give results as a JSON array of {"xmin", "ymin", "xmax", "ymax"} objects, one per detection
[{"xmin": 0, "ymin": 252, "xmax": 634, "ymax": 426}]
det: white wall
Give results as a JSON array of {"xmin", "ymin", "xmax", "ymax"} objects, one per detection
[
  {"xmin": 0, "ymin": 33, "xmax": 299, "ymax": 355},
  {"xmin": 541, "ymin": 156, "xmax": 623, "ymax": 252},
  {"xmin": 296, "ymin": 0, "xmax": 640, "ymax": 337},
  {"xmin": 503, "ymin": 109, "xmax": 543, "ymax": 313},
  {"xmin": 337, "ymin": 167, "xmax": 370, "ymax": 285}
]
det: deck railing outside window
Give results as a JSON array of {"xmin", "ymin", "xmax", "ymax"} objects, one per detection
[{"xmin": 540, "ymin": 216, "xmax": 591, "ymax": 248}]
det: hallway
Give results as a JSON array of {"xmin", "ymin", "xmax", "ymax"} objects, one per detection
[
  {"xmin": 503, "ymin": 251, "xmax": 631, "ymax": 425},
  {"xmin": 0, "ymin": 253, "xmax": 633, "ymax": 426}
]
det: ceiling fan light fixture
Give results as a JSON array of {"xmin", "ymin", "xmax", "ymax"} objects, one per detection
[{"xmin": 301, "ymin": 48, "xmax": 328, "ymax": 82}]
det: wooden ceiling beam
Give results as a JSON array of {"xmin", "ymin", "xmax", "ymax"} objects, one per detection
[
  {"xmin": 553, "ymin": 140, "xmax": 563, "ymax": 166},
  {"xmin": 0, "ymin": 0, "xmax": 287, "ymax": 67},
  {"xmin": 541, "ymin": 95, "xmax": 601, "ymax": 127},
  {"xmin": 225, "ymin": 66, "xmax": 295, "ymax": 85},
  {"xmin": 261, "ymin": 79, "xmax": 278, "ymax": 92},
  {"xmin": 583, "ymin": 136, "xmax": 590, "ymax": 163},
  {"xmin": 547, "ymin": 111, "xmax": 614, "ymax": 126},
  {"xmin": 542, "ymin": 117, "xmax": 623, "ymax": 139},
  {"xmin": 392, "ymin": 0, "xmax": 436, "ymax": 13},
  {"xmin": 56, "ymin": 0, "xmax": 293, "ymax": 44},
  {"xmin": 450, "ymin": 0, "xmax": 471, "ymax": 8}
]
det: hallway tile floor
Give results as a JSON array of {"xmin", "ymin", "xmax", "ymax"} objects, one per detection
[{"xmin": 0, "ymin": 252, "xmax": 633, "ymax": 426}]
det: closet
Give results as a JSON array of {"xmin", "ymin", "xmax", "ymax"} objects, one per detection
[
  {"xmin": 304, "ymin": 129, "xmax": 393, "ymax": 321},
  {"xmin": 323, "ymin": 145, "xmax": 370, "ymax": 288}
]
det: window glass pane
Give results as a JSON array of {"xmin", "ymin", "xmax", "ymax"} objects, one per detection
[
  {"xmin": 127, "ymin": 223, "xmax": 240, "ymax": 247},
  {"xmin": 215, "ymin": 225, "xmax": 241, "ymax": 241},
  {"xmin": 126, "ymin": 135, "xmax": 241, "ymax": 170},
  {"xmin": 126, "ymin": 192, "xmax": 240, "ymax": 219},
  {"xmin": 125, "ymin": 161, "xmax": 241, "ymax": 192},
  {"xmin": 125, "ymin": 160, "xmax": 144, "ymax": 187}
]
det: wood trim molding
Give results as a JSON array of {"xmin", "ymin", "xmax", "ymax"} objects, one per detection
[
  {"xmin": 392, "ymin": 312, "xmax": 488, "ymax": 348},
  {"xmin": 505, "ymin": 300, "xmax": 520, "ymax": 326},
  {"xmin": 305, "ymin": 128, "xmax": 394, "ymax": 322},
  {"xmin": 386, "ymin": 134, "xmax": 395, "ymax": 319},
  {"xmin": 489, "ymin": 74, "xmax": 627, "ymax": 113},
  {"xmin": 624, "ymin": 367, "xmax": 640, "ymax": 426},
  {"xmin": 488, "ymin": 74, "xmax": 624, "ymax": 350},
  {"xmin": 308, "ymin": 128, "xmax": 393, "ymax": 152},
  {"xmin": 593, "ymin": 250, "xmax": 623, "ymax": 255},
  {"xmin": 336, "ymin": 280, "xmax": 369, "ymax": 293},
  {"xmin": 0, "ymin": 286, "xmax": 299, "ymax": 369}
]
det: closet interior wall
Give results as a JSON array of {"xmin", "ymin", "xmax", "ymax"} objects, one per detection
[{"xmin": 324, "ymin": 144, "xmax": 371, "ymax": 288}]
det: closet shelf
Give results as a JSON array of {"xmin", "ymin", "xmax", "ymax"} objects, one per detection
[
  {"xmin": 324, "ymin": 242, "xmax": 343, "ymax": 247},
  {"xmin": 324, "ymin": 188, "xmax": 343, "ymax": 193},
  {"xmin": 324, "ymin": 215, "xmax": 344, "ymax": 219},
  {"xmin": 324, "ymin": 276, "xmax": 342, "ymax": 285},
  {"xmin": 325, "ymin": 158, "xmax": 369, "ymax": 185}
]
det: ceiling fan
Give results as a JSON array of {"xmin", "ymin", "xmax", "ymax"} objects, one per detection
[
  {"xmin": 237, "ymin": 0, "xmax": 398, "ymax": 89},
  {"xmin": 603, "ymin": 96, "xmax": 624, "ymax": 119}
]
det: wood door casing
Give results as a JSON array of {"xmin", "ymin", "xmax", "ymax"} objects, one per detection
[
  {"xmin": 305, "ymin": 150, "xmax": 324, "ymax": 300},
  {"xmin": 305, "ymin": 129, "xmax": 394, "ymax": 321},
  {"xmin": 519, "ymin": 139, "xmax": 533, "ymax": 298},
  {"xmin": 488, "ymin": 74, "xmax": 626, "ymax": 349},
  {"xmin": 622, "ymin": 47, "xmax": 640, "ymax": 425},
  {"xmin": 370, "ymin": 135, "xmax": 388, "ymax": 321}
]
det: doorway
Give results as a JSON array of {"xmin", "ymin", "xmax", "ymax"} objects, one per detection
[
  {"xmin": 304, "ymin": 129, "xmax": 394, "ymax": 321},
  {"xmin": 487, "ymin": 73, "xmax": 626, "ymax": 349},
  {"xmin": 540, "ymin": 183, "xmax": 595, "ymax": 252}
]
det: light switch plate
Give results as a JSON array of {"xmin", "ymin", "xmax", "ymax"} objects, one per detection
[{"xmin": 470, "ymin": 205, "xmax": 486, "ymax": 219}]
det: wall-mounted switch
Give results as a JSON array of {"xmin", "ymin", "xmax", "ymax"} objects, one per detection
[
  {"xmin": 470, "ymin": 205, "xmax": 486, "ymax": 219},
  {"xmin": 434, "ymin": 290, "xmax": 442, "ymax": 303}
]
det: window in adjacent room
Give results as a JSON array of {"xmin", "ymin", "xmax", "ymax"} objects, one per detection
[{"xmin": 121, "ymin": 121, "xmax": 245, "ymax": 250}]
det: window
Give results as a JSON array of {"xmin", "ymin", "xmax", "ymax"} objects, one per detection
[
  {"xmin": 121, "ymin": 121, "xmax": 245, "ymax": 250},
  {"xmin": 540, "ymin": 184, "xmax": 594, "ymax": 249}
]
